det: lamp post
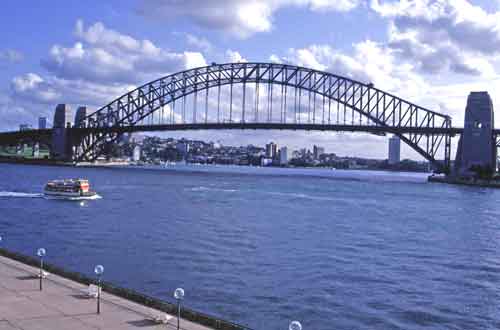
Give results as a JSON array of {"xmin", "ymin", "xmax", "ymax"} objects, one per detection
[
  {"xmin": 174, "ymin": 288, "xmax": 185, "ymax": 330},
  {"xmin": 94, "ymin": 265, "xmax": 104, "ymax": 314},
  {"xmin": 289, "ymin": 321, "xmax": 302, "ymax": 330},
  {"xmin": 36, "ymin": 248, "xmax": 46, "ymax": 291}
]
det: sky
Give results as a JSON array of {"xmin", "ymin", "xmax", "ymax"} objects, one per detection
[{"xmin": 2, "ymin": 0, "xmax": 500, "ymax": 160}]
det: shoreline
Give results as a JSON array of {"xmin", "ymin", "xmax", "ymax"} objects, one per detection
[
  {"xmin": 0, "ymin": 247, "xmax": 248, "ymax": 330},
  {"xmin": 0, "ymin": 156, "xmax": 71, "ymax": 166},
  {"xmin": 0, "ymin": 157, "xmax": 430, "ymax": 175},
  {"xmin": 428, "ymin": 175, "xmax": 500, "ymax": 188}
]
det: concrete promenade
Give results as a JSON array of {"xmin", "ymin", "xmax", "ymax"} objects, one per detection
[{"xmin": 0, "ymin": 255, "xmax": 211, "ymax": 330}]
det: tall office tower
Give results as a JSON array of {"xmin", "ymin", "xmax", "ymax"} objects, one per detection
[{"xmin": 388, "ymin": 136, "xmax": 401, "ymax": 164}]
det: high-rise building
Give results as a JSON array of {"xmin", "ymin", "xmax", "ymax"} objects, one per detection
[
  {"xmin": 279, "ymin": 147, "xmax": 288, "ymax": 165},
  {"xmin": 266, "ymin": 142, "xmax": 278, "ymax": 159},
  {"xmin": 388, "ymin": 136, "xmax": 401, "ymax": 164},
  {"xmin": 313, "ymin": 145, "xmax": 325, "ymax": 160},
  {"xmin": 38, "ymin": 117, "xmax": 47, "ymax": 129}
]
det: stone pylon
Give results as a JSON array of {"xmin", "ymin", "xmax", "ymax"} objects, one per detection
[
  {"xmin": 50, "ymin": 104, "xmax": 73, "ymax": 161},
  {"xmin": 454, "ymin": 92, "xmax": 496, "ymax": 177}
]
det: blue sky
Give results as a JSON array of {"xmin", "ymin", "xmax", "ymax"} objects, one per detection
[{"xmin": 2, "ymin": 0, "xmax": 500, "ymax": 159}]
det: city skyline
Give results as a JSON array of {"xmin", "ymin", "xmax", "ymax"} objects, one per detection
[
  {"xmin": 122, "ymin": 134, "xmax": 425, "ymax": 172},
  {"xmin": 1, "ymin": 0, "xmax": 500, "ymax": 160}
]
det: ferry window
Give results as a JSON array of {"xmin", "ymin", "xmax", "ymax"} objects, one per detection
[{"xmin": 474, "ymin": 121, "xmax": 482, "ymax": 129}]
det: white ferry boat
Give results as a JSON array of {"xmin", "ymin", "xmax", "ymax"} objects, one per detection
[{"xmin": 44, "ymin": 179, "xmax": 97, "ymax": 198}]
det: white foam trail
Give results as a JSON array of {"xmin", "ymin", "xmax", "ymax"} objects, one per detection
[
  {"xmin": 0, "ymin": 191, "xmax": 43, "ymax": 198},
  {"xmin": 189, "ymin": 186, "xmax": 237, "ymax": 193},
  {"xmin": 265, "ymin": 191, "xmax": 343, "ymax": 202},
  {"xmin": 43, "ymin": 194, "xmax": 103, "ymax": 201}
]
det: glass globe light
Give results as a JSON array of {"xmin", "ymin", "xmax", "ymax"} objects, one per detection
[
  {"xmin": 94, "ymin": 265, "xmax": 104, "ymax": 275},
  {"xmin": 289, "ymin": 321, "xmax": 302, "ymax": 330},
  {"xmin": 174, "ymin": 288, "xmax": 185, "ymax": 300},
  {"xmin": 37, "ymin": 248, "xmax": 46, "ymax": 257}
]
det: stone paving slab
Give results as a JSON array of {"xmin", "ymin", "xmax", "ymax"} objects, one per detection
[
  {"xmin": 0, "ymin": 321, "xmax": 20, "ymax": 330},
  {"xmin": 0, "ymin": 255, "xmax": 213, "ymax": 330}
]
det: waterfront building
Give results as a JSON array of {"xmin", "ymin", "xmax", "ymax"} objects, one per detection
[
  {"xmin": 313, "ymin": 145, "xmax": 325, "ymax": 160},
  {"xmin": 266, "ymin": 142, "xmax": 278, "ymax": 159},
  {"xmin": 38, "ymin": 117, "xmax": 47, "ymax": 129},
  {"xmin": 279, "ymin": 147, "xmax": 288, "ymax": 165},
  {"xmin": 388, "ymin": 136, "xmax": 401, "ymax": 164}
]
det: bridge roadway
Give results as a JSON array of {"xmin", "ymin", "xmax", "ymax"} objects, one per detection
[
  {"xmin": 0, "ymin": 254, "xmax": 217, "ymax": 330},
  {"xmin": 0, "ymin": 123, "xmax": 480, "ymax": 143}
]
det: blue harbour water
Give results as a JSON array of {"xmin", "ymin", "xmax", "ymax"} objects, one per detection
[{"xmin": 1, "ymin": 163, "xmax": 500, "ymax": 330}]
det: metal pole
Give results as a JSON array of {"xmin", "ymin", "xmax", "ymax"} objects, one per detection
[
  {"xmin": 97, "ymin": 276, "xmax": 101, "ymax": 314},
  {"xmin": 39, "ymin": 257, "xmax": 43, "ymax": 291},
  {"xmin": 177, "ymin": 299, "xmax": 181, "ymax": 330}
]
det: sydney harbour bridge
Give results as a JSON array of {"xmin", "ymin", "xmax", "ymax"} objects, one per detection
[{"xmin": 0, "ymin": 62, "xmax": 497, "ymax": 176}]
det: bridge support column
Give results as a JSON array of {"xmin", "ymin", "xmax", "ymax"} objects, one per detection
[
  {"xmin": 50, "ymin": 104, "xmax": 73, "ymax": 161},
  {"xmin": 454, "ymin": 92, "xmax": 496, "ymax": 177},
  {"xmin": 73, "ymin": 106, "xmax": 91, "ymax": 160},
  {"xmin": 75, "ymin": 106, "xmax": 90, "ymax": 127}
]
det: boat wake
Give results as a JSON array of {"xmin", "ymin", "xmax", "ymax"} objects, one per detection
[
  {"xmin": 0, "ymin": 191, "xmax": 102, "ymax": 201},
  {"xmin": 43, "ymin": 194, "xmax": 103, "ymax": 201},
  {"xmin": 0, "ymin": 191, "xmax": 43, "ymax": 198},
  {"xmin": 188, "ymin": 186, "xmax": 237, "ymax": 193}
]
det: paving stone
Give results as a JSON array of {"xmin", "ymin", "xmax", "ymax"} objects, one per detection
[{"xmin": 0, "ymin": 321, "xmax": 21, "ymax": 330}]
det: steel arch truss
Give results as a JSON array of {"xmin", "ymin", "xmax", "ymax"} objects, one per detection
[{"xmin": 74, "ymin": 62, "xmax": 452, "ymax": 170}]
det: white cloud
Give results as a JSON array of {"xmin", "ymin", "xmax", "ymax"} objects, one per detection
[
  {"xmin": 225, "ymin": 50, "xmax": 248, "ymax": 63},
  {"xmin": 11, "ymin": 73, "xmax": 60, "ymax": 104},
  {"xmin": 307, "ymin": 0, "xmax": 361, "ymax": 12},
  {"xmin": 137, "ymin": 0, "xmax": 361, "ymax": 39},
  {"xmin": 9, "ymin": 71, "xmax": 137, "ymax": 124},
  {"xmin": 371, "ymin": 0, "xmax": 500, "ymax": 76},
  {"xmin": 42, "ymin": 20, "xmax": 207, "ymax": 84},
  {"xmin": 75, "ymin": 19, "xmax": 153, "ymax": 54},
  {"xmin": 12, "ymin": 73, "xmax": 44, "ymax": 93},
  {"xmin": 282, "ymin": 41, "xmax": 428, "ymax": 100},
  {"xmin": 269, "ymin": 54, "xmax": 282, "ymax": 63}
]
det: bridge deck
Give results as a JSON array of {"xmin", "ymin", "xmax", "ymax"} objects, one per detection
[
  {"xmin": 0, "ymin": 124, "xmax": 472, "ymax": 140},
  {"xmin": 0, "ymin": 255, "xmax": 211, "ymax": 330}
]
